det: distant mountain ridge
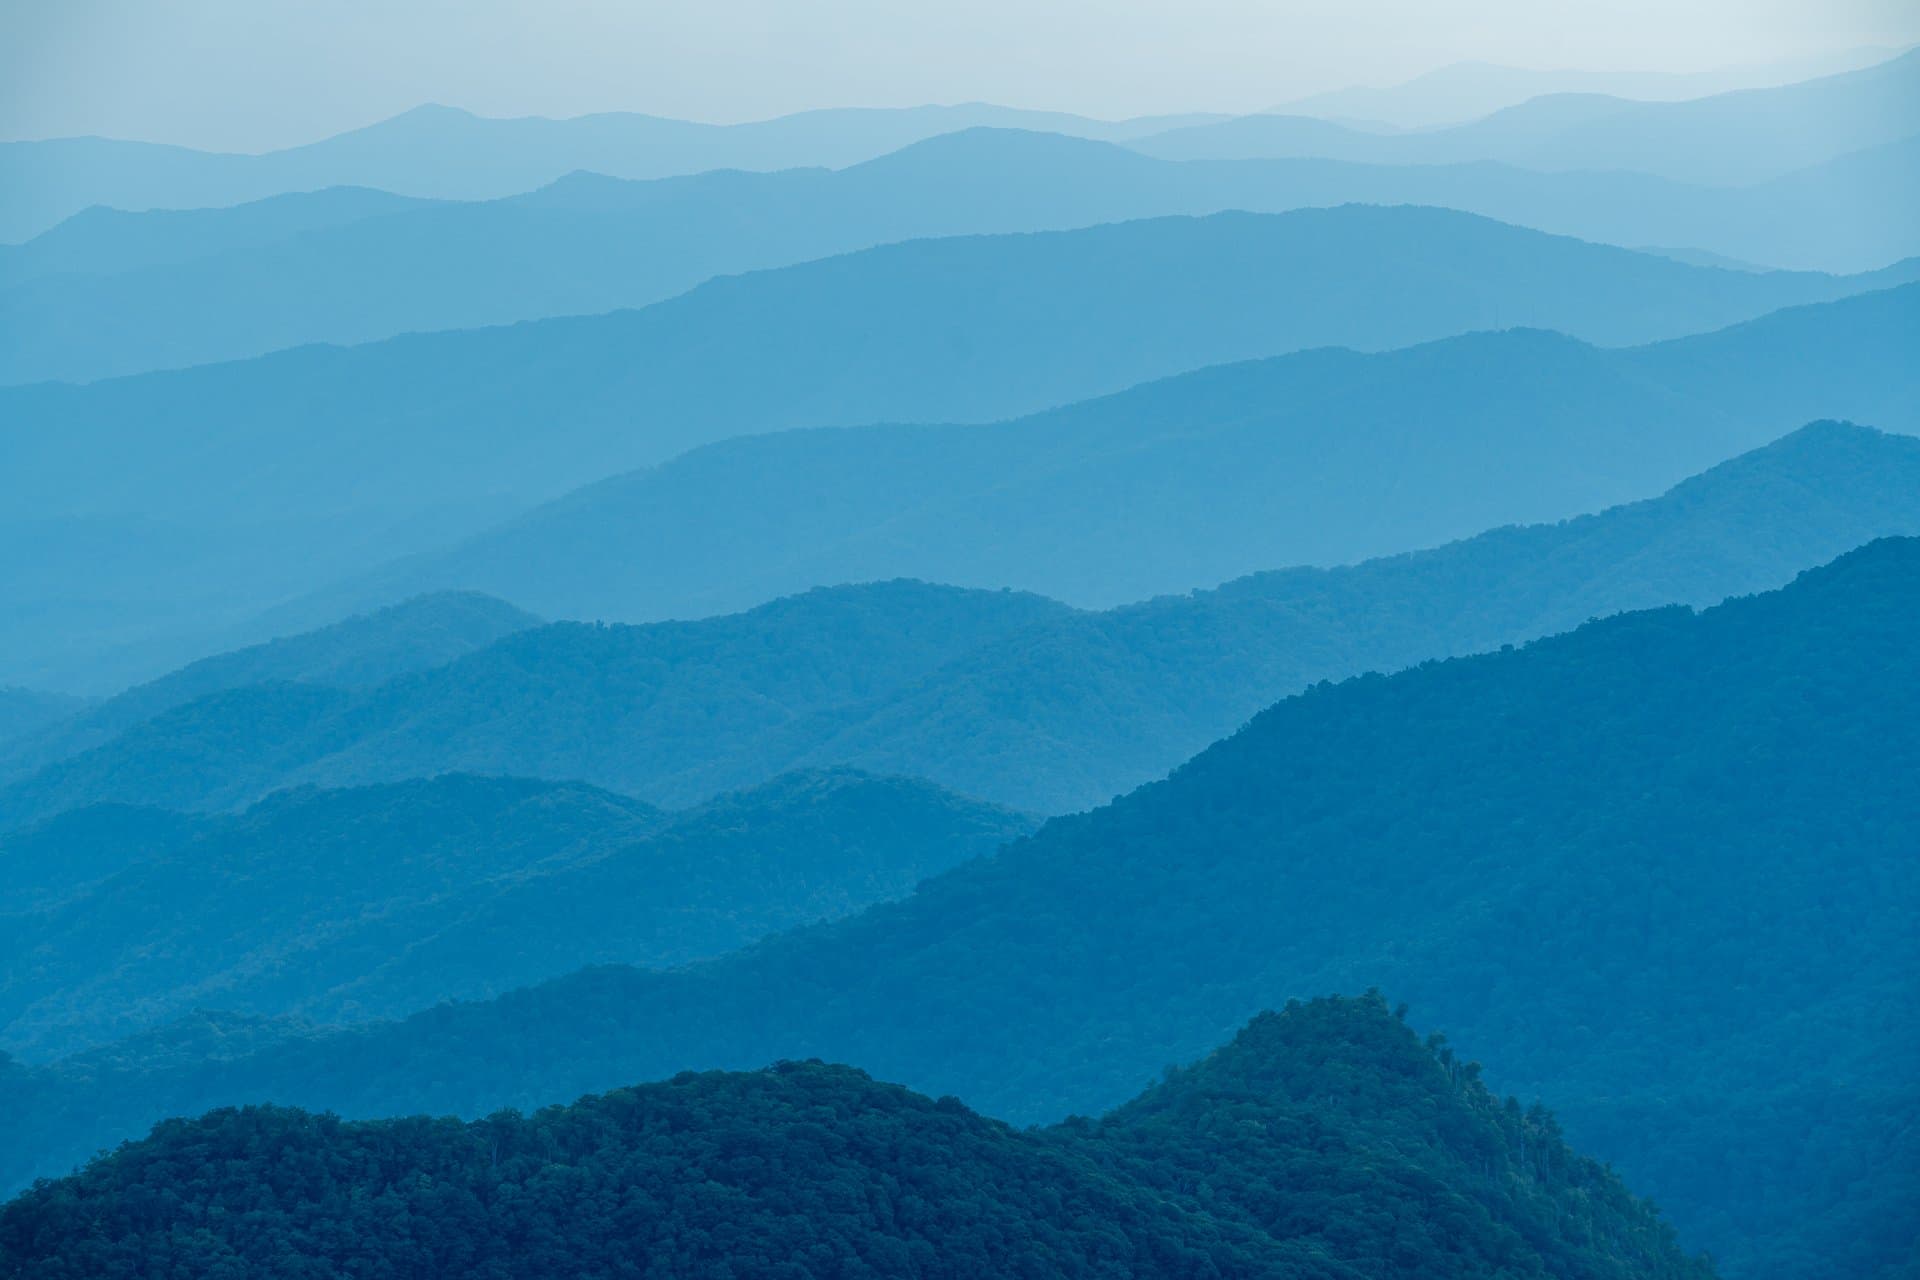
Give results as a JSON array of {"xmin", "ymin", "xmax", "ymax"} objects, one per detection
[
  {"xmin": 1273, "ymin": 45, "xmax": 1909, "ymax": 127},
  {"xmin": 4, "ymin": 422, "xmax": 1916, "ymax": 824},
  {"xmin": 1136, "ymin": 47, "xmax": 1920, "ymax": 184},
  {"xmin": 5, "ymin": 208, "xmax": 1911, "ymax": 690},
  {"xmin": 6, "ymin": 124, "xmax": 1916, "ymax": 386},
  {"xmin": 316, "ymin": 286, "xmax": 1920, "ymax": 635},
  {"xmin": 0, "ymin": 101, "xmax": 1226, "ymax": 242}
]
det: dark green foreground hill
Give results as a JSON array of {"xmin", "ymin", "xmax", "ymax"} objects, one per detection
[{"xmin": 0, "ymin": 996, "xmax": 1709, "ymax": 1280}]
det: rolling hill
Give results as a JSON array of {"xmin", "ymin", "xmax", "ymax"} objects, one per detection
[
  {"xmin": 12, "ymin": 538, "xmax": 1909, "ymax": 1276},
  {"xmin": 0, "ymin": 768, "xmax": 1031, "ymax": 1058},
  {"xmin": 0, "ymin": 996, "xmax": 1710, "ymax": 1280},
  {"xmin": 0, "ymin": 581, "xmax": 1071, "ymax": 823},
  {"xmin": 0, "ymin": 590, "xmax": 537, "ymax": 778}
]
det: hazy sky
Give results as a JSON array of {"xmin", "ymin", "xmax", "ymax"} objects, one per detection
[{"xmin": 6, "ymin": 0, "xmax": 1918, "ymax": 151}]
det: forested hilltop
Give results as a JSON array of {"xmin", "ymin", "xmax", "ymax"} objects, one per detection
[{"xmin": 0, "ymin": 996, "xmax": 1711, "ymax": 1280}]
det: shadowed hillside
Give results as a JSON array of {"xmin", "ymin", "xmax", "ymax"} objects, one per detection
[{"xmin": 0, "ymin": 996, "xmax": 1710, "ymax": 1280}]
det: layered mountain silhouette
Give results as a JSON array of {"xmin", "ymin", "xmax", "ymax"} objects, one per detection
[
  {"xmin": 0, "ymin": 769, "xmax": 1031, "ymax": 1057},
  {"xmin": 0, "ymin": 591, "xmax": 537, "ymax": 779},
  {"xmin": 322, "ymin": 287, "xmax": 1920, "ymax": 632},
  {"xmin": 6, "ymin": 46, "xmax": 1909, "ymax": 246},
  {"xmin": 13, "ymin": 208, "xmax": 1905, "ymax": 691},
  {"xmin": 0, "ymin": 581, "xmax": 1069, "ymax": 820},
  {"xmin": 1272, "ymin": 46, "xmax": 1906, "ymax": 127},
  {"xmin": 0, "ymin": 996, "xmax": 1710, "ymax": 1280},
  {"xmin": 6, "ymin": 127, "xmax": 1917, "ymax": 386},
  {"xmin": 1136, "ymin": 47, "xmax": 1920, "ymax": 184},
  {"xmin": 10, "ymin": 538, "xmax": 1909, "ymax": 1274},
  {"xmin": 0, "ymin": 102, "xmax": 1226, "ymax": 242},
  {"xmin": 4, "ymin": 423, "xmax": 1915, "ymax": 822}
]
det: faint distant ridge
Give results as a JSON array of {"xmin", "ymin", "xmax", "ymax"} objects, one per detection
[
  {"xmin": 1274, "ymin": 43, "xmax": 1912, "ymax": 128},
  {"xmin": 0, "ymin": 100, "xmax": 1228, "ymax": 243},
  {"xmin": 5, "ymin": 122, "xmax": 1913, "ymax": 396},
  {"xmin": 1134, "ymin": 46, "xmax": 1920, "ymax": 183}
]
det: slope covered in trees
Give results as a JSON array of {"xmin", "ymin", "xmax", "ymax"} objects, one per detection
[
  {"xmin": 0, "ymin": 591, "xmax": 537, "ymax": 773},
  {"xmin": 6, "ymin": 422, "xmax": 1917, "ymax": 820},
  {"xmin": 0, "ymin": 769, "xmax": 1031, "ymax": 1057},
  {"xmin": 0, "ymin": 580, "xmax": 1069, "ymax": 826},
  {"xmin": 12, "ymin": 540, "xmax": 1909, "ymax": 1276},
  {"xmin": 0, "ymin": 996, "xmax": 1711, "ymax": 1280}
]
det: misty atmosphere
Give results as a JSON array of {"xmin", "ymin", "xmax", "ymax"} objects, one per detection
[{"xmin": 1, "ymin": 3, "xmax": 1916, "ymax": 1277}]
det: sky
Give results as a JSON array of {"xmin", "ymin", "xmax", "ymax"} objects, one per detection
[{"xmin": 5, "ymin": 0, "xmax": 1919, "ymax": 151}]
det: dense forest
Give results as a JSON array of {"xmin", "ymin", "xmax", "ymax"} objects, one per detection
[
  {"xmin": 0, "ymin": 769, "xmax": 1031, "ymax": 1056},
  {"xmin": 0, "ymin": 996, "xmax": 1712, "ymax": 1280},
  {"xmin": 7, "ymin": 539, "xmax": 1908, "ymax": 1276}
]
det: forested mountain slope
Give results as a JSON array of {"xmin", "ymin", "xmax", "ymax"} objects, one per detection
[
  {"xmin": 0, "ymin": 581, "xmax": 1068, "ymax": 824},
  {"xmin": 13, "ymin": 539, "xmax": 1909, "ymax": 1276},
  {"xmin": 0, "ymin": 769, "xmax": 1030, "ymax": 1057},
  {"xmin": 0, "ymin": 591, "xmax": 536, "ymax": 778},
  {"xmin": 0, "ymin": 996, "xmax": 1711, "ymax": 1280}
]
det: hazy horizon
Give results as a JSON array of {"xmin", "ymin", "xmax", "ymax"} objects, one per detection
[{"xmin": 7, "ymin": 0, "xmax": 1919, "ymax": 151}]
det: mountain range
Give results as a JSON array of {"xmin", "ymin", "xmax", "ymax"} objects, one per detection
[
  {"xmin": 0, "ymin": 996, "xmax": 1711, "ymax": 1280},
  {"xmin": 0, "ymin": 101, "xmax": 1228, "ymax": 243},
  {"xmin": 6, "ymin": 46, "xmax": 1910, "ymax": 249},
  {"xmin": 5, "ymin": 126, "xmax": 1917, "ymax": 388},
  {"xmin": 1137, "ymin": 47, "xmax": 1920, "ymax": 184},
  {"xmin": 316, "ymin": 287, "xmax": 1920, "ymax": 631},
  {"xmin": 1272, "ymin": 45, "xmax": 1908, "ymax": 127},
  {"xmin": 14, "ymin": 206, "xmax": 1909, "ymax": 691},
  {"xmin": 5, "ymin": 537, "xmax": 1914, "ymax": 1276},
  {"xmin": 4, "ymin": 422, "xmax": 1915, "ymax": 822}
]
